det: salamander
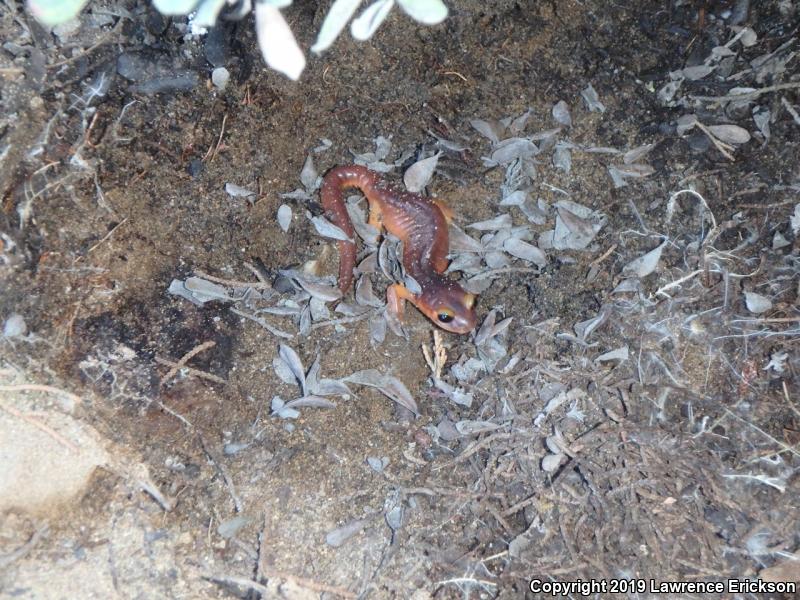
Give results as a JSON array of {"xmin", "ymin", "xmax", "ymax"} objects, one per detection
[{"xmin": 320, "ymin": 165, "xmax": 477, "ymax": 334}]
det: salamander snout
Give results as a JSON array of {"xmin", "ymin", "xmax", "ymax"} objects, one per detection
[{"xmin": 419, "ymin": 287, "xmax": 478, "ymax": 334}]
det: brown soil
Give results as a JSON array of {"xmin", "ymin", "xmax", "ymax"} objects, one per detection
[{"xmin": 2, "ymin": 1, "xmax": 799, "ymax": 598}]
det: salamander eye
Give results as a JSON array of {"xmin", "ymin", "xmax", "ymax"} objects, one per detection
[{"xmin": 437, "ymin": 310, "xmax": 455, "ymax": 323}]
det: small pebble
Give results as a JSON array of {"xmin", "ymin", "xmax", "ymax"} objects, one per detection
[
  {"xmin": 187, "ymin": 159, "xmax": 204, "ymax": 178},
  {"xmin": 3, "ymin": 313, "xmax": 27, "ymax": 337},
  {"xmin": 211, "ymin": 67, "xmax": 229, "ymax": 90}
]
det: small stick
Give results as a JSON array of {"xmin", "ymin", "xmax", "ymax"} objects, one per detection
[
  {"xmin": 0, "ymin": 525, "xmax": 49, "ymax": 569},
  {"xmin": 694, "ymin": 121, "xmax": 736, "ymax": 161},
  {"xmin": 155, "ymin": 358, "xmax": 227, "ymax": 385},
  {"xmin": 0, "ymin": 67, "xmax": 24, "ymax": 77},
  {"xmin": 445, "ymin": 432, "xmax": 512, "ymax": 466},
  {"xmin": 588, "ymin": 243, "xmax": 618, "ymax": 268},
  {"xmin": 739, "ymin": 198, "xmax": 798, "ymax": 209},
  {"xmin": 690, "ymin": 82, "xmax": 800, "ymax": 103},
  {"xmin": 309, "ymin": 314, "xmax": 371, "ymax": 331},
  {"xmin": 47, "ymin": 20, "xmax": 125, "ymax": 69},
  {"xmin": 83, "ymin": 111, "xmax": 101, "ymax": 147},
  {"xmin": 243, "ymin": 261, "xmax": 269, "ymax": 284},
  {"xmin": 730, "ymin": 317, "xmax": 800, "ymax": 324},
  {"xmin": 86, "ymin": 217, "xmax": 128, "ymax": 254},
  {"xmin": 0, "ymin": 383, "xmax": 82, "ymax": 405},
  {"xmin": 654, "ymin": 269, "xmax": 704, "ymax": 298},
  {"xmin": 782, "ymin": 97, "xmax": 800, "ymax": 126},
  {"xmin": 436, "ymin": 577, "xmax": 497, "ymax": 589},
  {"xmin": 250, "ymin": 515, "xmax": 268, "ymax": 600},
  {"xmin": 441, "ymin": 70, "xmax": 469, "ymax": 83},
  {"xmin": 724, "ymin": 409, "xmax": 800, "ymax": 459},
  {"xmin": 208, "ymin": 575, "xmax": 270, "ymax": 596},
  {"xmin": 782, "ymin": 380, "xmax": 800, "ymax": 421},
  {"xmin": 159, "ymin": 340, "xmax": 216, "ymax": 385},
  {"xmin": 193, "ymin": 269, "xmax": 273, "ymax": 289},
  {"xmin": 262, "ymin": 568, "xmax": 357, "ymax": 598},
  {"xmin": 470, "ymin": 267, "xmax": 540, "ymax": 282},
  {"xmin": 230, "ymin": 308, "xmax": 294, "ymax": 339},
  {"xmin": 0, "ymin": 402, "xmax": 80, "ymax": 452},
  {"xmin": 156, "ymin": 400, "xmax": 195, "ymax": 428},
  {"xmin": 204, "ymin": 113, "xmax": 228, "ymax": 162},
  {"xmin": 200, "ymin": 436, "xmax": 243, "ymax": 513},
  {"xmin": 132, "ymin": 469, "xmax": 174, "ymax": 511}
]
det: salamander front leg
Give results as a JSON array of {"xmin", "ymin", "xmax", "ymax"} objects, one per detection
[
  {"xmin": 368, "ymin": 201, "xmax": 383, "ymax": 230},
  {"xmin": 386, "ymin": 283, "xmax": 416, "ymax": 323}
]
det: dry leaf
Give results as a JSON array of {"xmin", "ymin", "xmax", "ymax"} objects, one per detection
[
  {"xmin": 404, "ymin": 152, "xmax": 440, "ymax": 192},
  {"xmin": 744, "ymin": 292, "xmax": 772, "ymax": 314},
  {"xmin": 622, "ymin": 241, "xmax": 665, "ymax": 277},
  {"xmin": 707, "ymin": 124, "xmax": 751, "ymax": 145}
]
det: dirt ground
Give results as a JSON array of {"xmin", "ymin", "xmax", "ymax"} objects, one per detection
[{"xmin": 2, "ymin": 0, "xmax": 800, "ymax": 598}]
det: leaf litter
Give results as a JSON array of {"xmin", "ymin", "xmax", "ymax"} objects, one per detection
[{"xmin": 165, "ymin": 62, "xmax": 800, "ymax": 571}]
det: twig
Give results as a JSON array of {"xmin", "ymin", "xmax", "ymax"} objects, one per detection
[
  {"xmin": 155, "ymin": 358, "xmax": 227, "ymax": 385},
  {"xmin": 193, "ymin": 269, "xmax": 273, "ymax": 289},
  {"xmin": 86, "ymin": 217, "xmax": 128, "ymax": 254},
  {"xmin": 445, "ymin": 432, "xmax": 512, "ymax": 466},
  {"xmin": 782, "ymin": 97, "xmax": 800, "ymax": 126},
  {"xmin": 589, "ymin": 243, "xmax": 618, "ymax": 268},
  {"xmin": 204, "ymin": 113, "xmax": 228, "ymax": 162},
  {"xmin": 159, "ymin": 340, "xmax": 218, "ymax": 385},
  {"xmin": 436, "ymin": 577, "xmax": 497, "ymax": 589},
  {"xmin": 83, "ymin": 110, "xmax": 101, "ymax": 147},
  {"xmin": 309, "ymin": 313, "xmax": 371, "ymax": 330},
  {"xmin": 129, "ymin": 465, "xmax": 174, "ymax": 511},
  {"xmin": 0, "ymin": 67, "xmax": 24, "ymax": 77},
  {"xmin": 262, "ymin": 567, "xmax": 357, "ymax": 598},
  {"xmin": 243, "ymin": 261, "xmax": 269, "ymax": 284},
  {"xmin": 0, "ymin": 402, "xmax": 80, "ymax": 452},
  {"xmin": 724, "ymin": 409, "xmax": 800, "ymax": 459},
  {"xmin": 208, "ymin": 573, "xmax": 356, "ymax": 599},
  {"xmin": 690, "ymin": 82, "xmax": 800, "ymax": 103},
  {"xmin": 782, "ymin": 380, "xmax": 800, "ymax": 421},
  {"xmin": 200, "ymin": 436, "xmax": 243, "ymax": 513},
  {"xmin": 470, "ymin": 267, "xmax": 540, "ymax": 282},
  {"xmin": 208, "ymin": 576, "xmax": 270, "ymax": 596},
  {"xmin": 694, "ymin": 122, "xmax": 736, "ymax": 161},
  {"xmin": 441, "ymin": 70, "xmax": 469, "ymax": 83},
  {"xmin": 0, "ymin": 383, "xmax": 82, "ymax": 405},
  {"xmin": 0, "ymin": 525, "xmax": 49, "ymax": 569},
  {"xmin": 47, "ymin": 19, "xmax": 125, "ymax": 69},
  {"xmin": 156, "ymin": 400, "xmax": 194, "ymax": 428},
  {"xmin": 654, "ymin": 269, "xmax": 704, "ymax": 298},
  {"xmin": 739, "ymin": 198, "xmax": 798, "ymax": 209},
  {"xmin": 502, "ymin": 493, "xmax": 539, "ymax": 518},
  {"xmin": 230, "ymin": 308, "xmax": 294, "ymax": 339},
  {"xmin": 250, "ymin": 515, "xmax": 268, "ymax": 600},
  {"xmin": 730, "ymin": 316, "xmax": 800, "ymax": 324}
]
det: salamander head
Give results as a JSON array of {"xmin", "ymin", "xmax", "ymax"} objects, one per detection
[{"xmin": 416, "ymin": 282, "xmax": 477, "ymax": 334}]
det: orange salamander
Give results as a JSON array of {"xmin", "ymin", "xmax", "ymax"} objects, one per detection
[{"xmin": 321, "ymin": 165, "xmax": 478, "ymax": 334}]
